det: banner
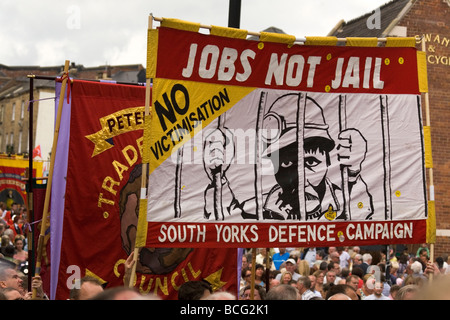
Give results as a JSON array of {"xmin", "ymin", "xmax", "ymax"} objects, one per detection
[
  {"xmin": 52, "ymin": 80, "xmax": 237, "ymax": 300},
  {"xmin": 0, "ymin": 157, "xmax": 43, "ymax": 209},
  {"xmin": 145, "ymin": 25, "xmax": 428, "ymax": 248}
]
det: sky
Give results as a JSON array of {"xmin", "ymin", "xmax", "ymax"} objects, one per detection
[{"xmin": 0, "ymin": 0, "xmax": 391, "ymax": 68}]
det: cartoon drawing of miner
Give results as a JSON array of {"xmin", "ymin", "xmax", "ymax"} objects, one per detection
[{"xmin": 203, "ymin": 92, "xmax": 373, "ymax": 221}]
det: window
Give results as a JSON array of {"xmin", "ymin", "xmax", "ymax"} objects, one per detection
[
  {"xmin": 20, "ymin": 100, "xmax": 25, "ymax": 119},
  {"xmin": 18, "ymin": 131, "xmax": 22, "ymax": 153},
  {"xmin": 11, "ymin": 102, "xmax": 15, "ymax": 121}
]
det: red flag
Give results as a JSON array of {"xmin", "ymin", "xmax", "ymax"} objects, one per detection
[{"xmin": 32, "ymin": 145, "xmax": 42, "ymax": 159}]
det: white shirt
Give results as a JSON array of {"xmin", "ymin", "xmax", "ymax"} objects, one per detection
[{"xmin": 340, "ymin": 251, "xmax": 351, "ymax": 268}]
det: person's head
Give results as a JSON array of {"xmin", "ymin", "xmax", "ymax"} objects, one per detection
[
  {"xmin": 0, "ymin": 264, "xmax": 24, "ymax": 295},
  {"xmin": 3, "ymin": 229, "xmax": 14, "ymax": 243},
  {"xmin": 14, "ymin": 236, "xmax": 24, "ymax": 251},
  {"xmin": 325, "ymin": 270, "xmax": 336, "ymax": 284},
  {"xmin": 395, "ymin": 284, "xmax": 419, "ymax": 300},
  {"xmin": 418, "ymin": 248, "xmax": 429, "ymax": 263},
  {"xmin": 308, "ymin": 275, "xmax": 317, "ymax": 289},
  {"xmin": 325, "ymin": 283, "xmax": 358, "ymax": 300},
  {"xmin": 255, "ymin": 264, "xmax": 265, "ymax": 278},
  {"xmin": 89, "ymin": 286, "xmax": 141, "ymax": 300},
  {"xmin": 284, "ymin": 258, "xmax": 297, "ymax": 274},
  {"xmin": 241, "ymin": 255, "xmax": 248, "ymax": 269},
  {"xmin": 373, "ymin": 281, "xmax": 384, "ymax": 296},
  {"xmin": 327, "ymin": 293, "xmax": 352, "ymax": 300},
  {"xmin": 411, "ymin": 261, "xmax": 422, "ymax": 274},
  {"xmin": 351, "ymin": 265, "xmax": 364, "ymax": 279},
  {"xmin": 346, "ymin": 274, "xmax": 360, "ymax": 291},
  {"xmin": 316, "ymin": 249, "xmax": 325, "ymax": 261},
  {"xmin": 328, "ymin": 261, "xmax": 340, "ymax": 274},
  {"xmin": 281, "ymin": 271, "xmax": 293, "ymax": 284},
  {"xmin": 70, "ymin": 276, "xmax": 104, "ymax": 300},
  {"xmin": 3, "ymin": 244, "xmax": 15, "ymax": 258},
  {"xmin": 296, "ymin": 276, "xmax": 311, "ymax": 294},
  {"xmin": 206, "ymin": 291, "xmax": 236, "ymax": 300},
  {"xmin": 389, "ymin": 284, "xmax": 401, "ymax": 299},
  {"xmin": 178, "ymin": 280, "xmax": 212, "ymax": 300},
  {"xmin": 330, "ymin": 252, "xmax": 340, "ymax": 263},
  {"xmin": 241, "ymin": 284, "xmax": 266, "ymax": 300},
  {"xmin": 353, "ymin": 253, "xmax": 362, "ymax": 265},
  {"xmin": 362, "ymin": 253, "xmax": 372, "ymax": 264},
  {"xmin": 266, "ymin": 284, "xmax": 298, "ymax": 300},
  {"xmin": 241, "ymin": 267, "xmax": 252, "ymax": 281},
  {"xmin": 313, "ymin": 270, "xmax": 324, "ymax": 284}
]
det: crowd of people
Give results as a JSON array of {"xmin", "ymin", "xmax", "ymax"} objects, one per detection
[
  {"xmin": 236, "ymin": 246, "xmax": 450, "ymax": 300},
  {"xmin": 1, "ymin": 201, "xmax": 449, "ymax": 300}
]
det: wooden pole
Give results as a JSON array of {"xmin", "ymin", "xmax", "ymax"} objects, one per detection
[
  {"xmin": 27, "ymin": 76, "xmax": 35, "ymax": 292},
  {"xmin": 33, "ymin": 60, "xmax": 70, "ymax": 299},
  {"xmin": 265, "ymin": 248, "xmax": 271, "ymax": 292},
  {"xmin": 421, "ymin": 37, "xmax": 435, "ymax": 282},
  {"xmin": 250, "ymin": 248, "xmax": 256, "ymax": 300},
  {"xmin": 128, "ymin": 15, "xmax": 153, "ymax": 288}
]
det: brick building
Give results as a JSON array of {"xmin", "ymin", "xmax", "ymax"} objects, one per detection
[
  {"xmin": 329, "ymin": 0, "xmax": 449, "ymax": 257},
  {"xmin": 0, "ymin": 63, "xmax": 144, "ymax": 160}
]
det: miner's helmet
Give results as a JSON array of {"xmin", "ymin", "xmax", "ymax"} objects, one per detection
[{"xmin": 262, "ymin": 94, "xmax": 335, "ymax": 156}]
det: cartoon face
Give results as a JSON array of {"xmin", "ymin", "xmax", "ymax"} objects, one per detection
[
  {"xmin": 271, "ymin": 143, "xmax": 299, "ymax": 195},
  {"xmin": 304, "ymin": 147, "xmax": 329, "ymax": 189}
]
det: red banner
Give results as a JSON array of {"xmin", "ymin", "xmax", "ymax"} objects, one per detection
[
  {"xmin": 155, "ymin": 27, "xmax": 420, "ymax": 94},
  {"xmin": 54, "ymin": 80, "xmax": 237, "ymax": 300},
  {"xmin": 0, "ymin": 157, "xmax": 42, "ymax": 210},
  {"xmin": 147, "ymin": 220, "xmax": 426, "ymax": 248}
]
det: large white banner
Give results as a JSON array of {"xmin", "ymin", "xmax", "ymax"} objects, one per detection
[{"xmin": 144, "ymin": 25, "xmax": 427, "ymax": 247}]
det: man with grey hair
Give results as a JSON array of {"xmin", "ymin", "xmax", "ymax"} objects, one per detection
[
  {"xmin": 0, "ymin": 258, "xmax": 47, "ymax": 299},
  {"xmin": 297, "ymin": 276, "xmax": 316, "ymax": 300},
  {"xmin": 266, "ymin": 284, "xmax": 298, "ymax": 300},
  {"xmin": 361, "ymin": 253, "xmax": 372, "ymax": 274}
]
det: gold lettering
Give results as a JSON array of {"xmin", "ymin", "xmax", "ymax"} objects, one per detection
[
  {"xmin": 122, "ymin": 145, "xmax": 138, "ymax": 166},
  {"xmin": 139, "ymin": 275, "xmax": 153, "ymax": 294},
  {"xmin": 102, "ymin": 176, "xmax": 120, "ymax": 195},
  {"xmin": 181, "ymin": 268, "xmax": 189, "ymax": 282},
  {"xmin": 433, "ymin": 34, "xmax": 440, "ymax": 44},
  {"xmin": 171, "ymin": 271, "xmax": 181, "ymax": 290},
  {"xmin": 113, "ymin": 259, "xmax": 126, "ymax": 278},
  {"xmin": 112, "ymin": 160, "xmax": 129, "ymax": 180},
  {"xmin": 154, "ymin": 277, "xmax": 169, "ymax": 295},
  {"xmin": 187, "ymin": 262, "xmax": 201, "ymax": 278},
  {"xmin": 98, "ymin": 192, "xmax": 115, "ymax": 207},
  {"xmin": 443, "ymin": 37, "xmax": 449, "ymax": 47}
]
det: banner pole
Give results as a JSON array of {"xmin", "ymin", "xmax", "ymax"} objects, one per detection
[
  {"xmin": 250, "ymin": 248, "xmax": 256, "ymax": 300},
  {"xmin": 33, "ymin": 60, "xmax": 70, "ymax": 299},
  {"xmin": 128, "ymin": 14, "xmax": 153, "ymax": 288},
  {"xmin": 265, "ymin": 248, "xmax": 271, "ymax": 293},
  {"xmin": 27, "ymin": 76, "xmax": 35, "ymax": 292},
  {"xmin": 421, "ymin": 37, "xmax": 435, "ymax": 282}
]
